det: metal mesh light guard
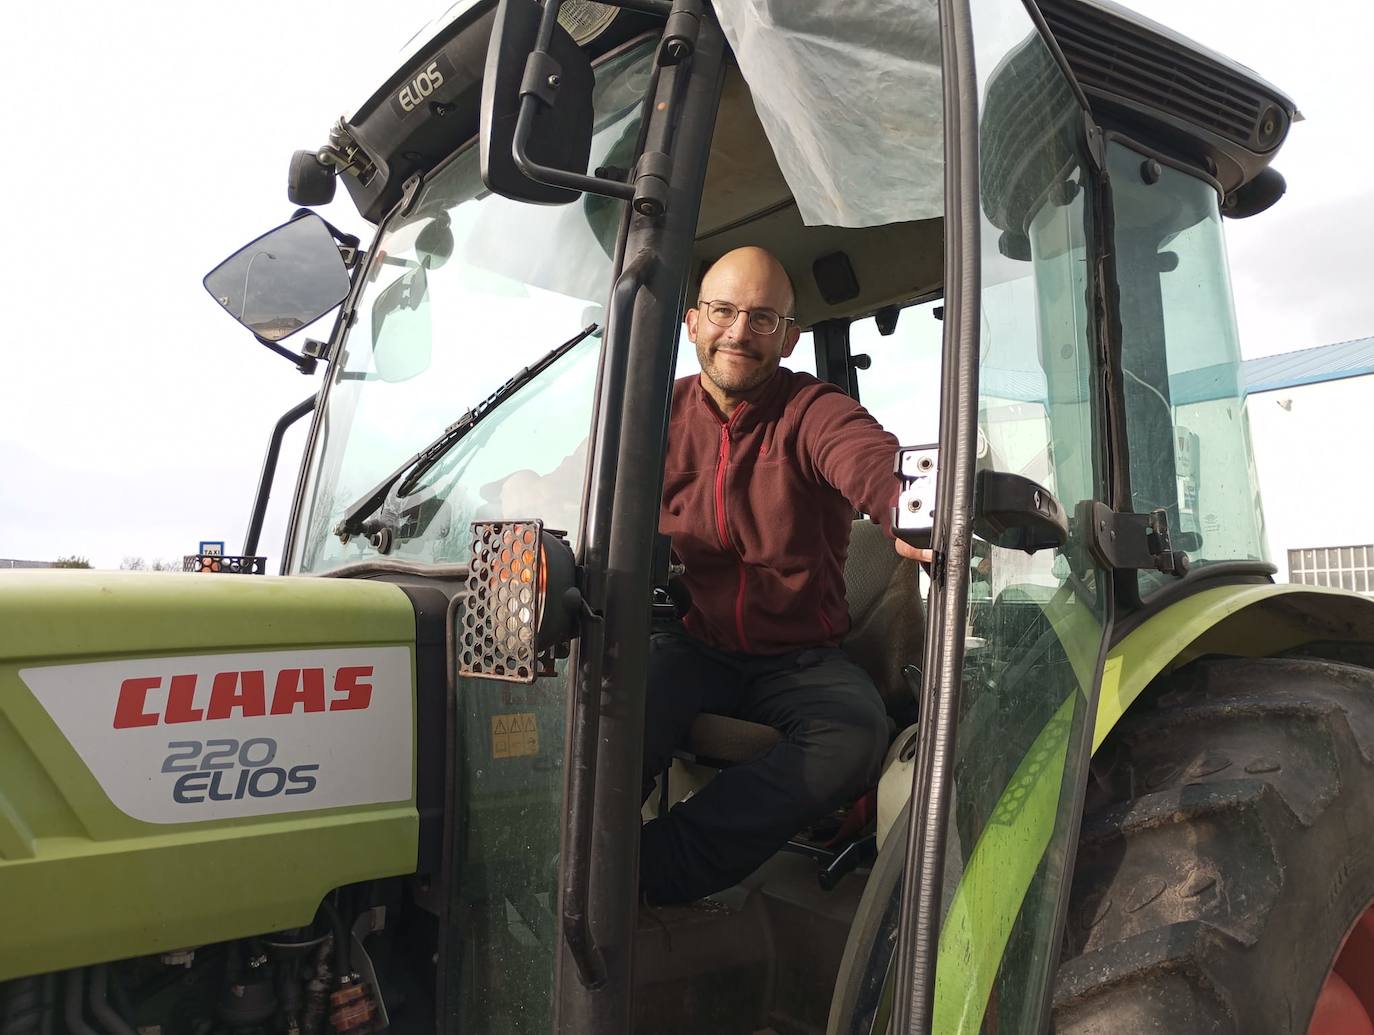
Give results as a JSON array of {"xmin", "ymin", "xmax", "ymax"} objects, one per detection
[{"xmin": 459, "ymin": 520, "xmax": 550, "ymax": 683}]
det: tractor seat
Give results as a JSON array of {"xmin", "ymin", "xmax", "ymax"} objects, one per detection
[{"xmin": 679, "ymin": 519, "xmax": 925, "ymax": 767}]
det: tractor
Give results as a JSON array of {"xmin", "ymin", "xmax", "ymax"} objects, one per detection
[{"xmin": 5, "ymin": 0, "xmax": 1374, "ymax": 1032}]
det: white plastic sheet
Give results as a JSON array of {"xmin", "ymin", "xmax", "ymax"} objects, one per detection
[{"xmin": 711, "ymin": 0, "xmax": 945, "ymax": 229}]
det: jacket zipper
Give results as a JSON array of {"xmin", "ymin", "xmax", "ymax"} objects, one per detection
[{"xmin": 713, "ymin": 411, "xmax": 752, "ymax": 651}]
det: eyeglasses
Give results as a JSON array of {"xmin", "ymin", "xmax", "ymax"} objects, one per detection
[{"xmin": 698, "ymin": 299, "xmax": 795, "ymax": 336}]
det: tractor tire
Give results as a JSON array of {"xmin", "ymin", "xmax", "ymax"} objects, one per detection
[{"xmin": 1053, "ymin": 655, "xmax": 1374, "ymax": 1033}]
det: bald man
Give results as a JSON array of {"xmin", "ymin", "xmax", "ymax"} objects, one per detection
[{"xmin": 641, "ymin": 246, "xmax": 925, "ymax": 905}]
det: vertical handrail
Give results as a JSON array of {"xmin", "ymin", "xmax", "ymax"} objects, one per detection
[
  {"xmin": 892, "ymin": 0, "xmax": 982, "ymax": 1027},
  {"xmin": 243, "ymin": 394, "xmax": 317, "ymax": 558}
]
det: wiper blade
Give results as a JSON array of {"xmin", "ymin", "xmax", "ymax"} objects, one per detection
[{"xmin": 334, "ymin": 323, "xmax": 599, "ymax": 543}]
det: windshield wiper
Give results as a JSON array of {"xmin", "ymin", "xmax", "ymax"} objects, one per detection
[{"xmin": 333, "ymin": 322, "xmax": 600, "ymax": 543}]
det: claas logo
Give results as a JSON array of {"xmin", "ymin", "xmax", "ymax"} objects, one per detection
[{"xmin": 113, "ymin": 665, "xmax": 374, "ymax": 729}]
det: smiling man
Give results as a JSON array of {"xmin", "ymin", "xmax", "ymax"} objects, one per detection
[{"xmin": 641, "ymin": 245, "xmax": 927, "ymax": 905}]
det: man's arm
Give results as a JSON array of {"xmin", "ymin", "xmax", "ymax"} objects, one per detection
[{"xmin": 803, "ymin": 388, "xmax": 933, "ymax": 563}]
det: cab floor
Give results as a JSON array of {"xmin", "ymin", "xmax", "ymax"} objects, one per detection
[{"xmin": 633, "ymin": 851, "xmax": 870, "ymax": 1035}]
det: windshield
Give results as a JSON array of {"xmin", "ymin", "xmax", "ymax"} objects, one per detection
[{"xmin": 291, "ymin": 40, "xmax": 654, "ymax": 573}]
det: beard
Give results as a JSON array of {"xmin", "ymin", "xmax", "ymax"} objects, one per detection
[{"xmin": 696, "ymin": 339, "xmax": 781, "ymax": 396}]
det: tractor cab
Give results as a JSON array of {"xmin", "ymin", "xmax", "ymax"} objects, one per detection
[{"xmin": 197, "ymin": 0, "xmax": 1306, "ymax": 1031}]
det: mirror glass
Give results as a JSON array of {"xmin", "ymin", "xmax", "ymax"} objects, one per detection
[{"xmin": 203, "ymin": 214, "xmax": 350, "ymax": 342}]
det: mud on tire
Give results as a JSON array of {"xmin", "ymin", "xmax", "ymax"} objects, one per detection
[{"xmin": 1053, "ymin": 655, "xmax": 1374, "ymax": 1033}]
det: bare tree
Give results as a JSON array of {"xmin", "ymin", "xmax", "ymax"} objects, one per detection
[{"xmin": 120, "ymin": 556, "xmax": 148, "ymax": 571}]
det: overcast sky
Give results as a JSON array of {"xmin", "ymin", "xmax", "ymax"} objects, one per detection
[{"xmin": 2, "ymin": 1, "xmax": 1370, "ymax": 570}]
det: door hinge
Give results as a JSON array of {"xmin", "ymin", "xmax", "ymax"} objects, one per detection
[{"xmin": 1079, "ymin": 501, "xmax": 1190, "ymax": 577}]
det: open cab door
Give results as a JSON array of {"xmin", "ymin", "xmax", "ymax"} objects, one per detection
[{"xmin": 886, "ymin": 0, "xmax": 1117, "ymax": 1031}]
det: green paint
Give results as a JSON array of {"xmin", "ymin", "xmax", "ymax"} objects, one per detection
[
  {"xmin": 0, "ymin": 571, "xmax": 421, "ymax": 980},
  {"xmin": 933, "ymin": 693, "xmax": 1075, "ymax": 1034},
  {"xmin": 1093, "ymin": 582, "xmax": 1374, "ymax": 751},
  {"xmin": 929, "ymin": 581, "xmax": 1374, "ymax": 1031}
]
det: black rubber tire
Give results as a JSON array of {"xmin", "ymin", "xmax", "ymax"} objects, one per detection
[{"xmin": 1053, "ymin": 655, "xmax": 1374, "ymax": 1033}]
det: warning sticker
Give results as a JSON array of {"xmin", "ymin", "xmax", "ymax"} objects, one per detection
[{"xmin": 492, "ymin": 713, "xmax": 539, "ymax": 759}]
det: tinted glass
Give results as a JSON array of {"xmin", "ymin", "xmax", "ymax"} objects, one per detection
[
  {"xmin": 931, "ymin": 6, "xmax": 1111, "ymax": 1031},
  {"xmin": 1109, "ymin": 141, "xmax": 1268, "ymax": 594}
]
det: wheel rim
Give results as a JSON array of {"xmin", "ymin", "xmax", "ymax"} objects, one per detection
[{"xmin": 1309, "ymin": 901, "xmax": 1374, "ymax": 1035}]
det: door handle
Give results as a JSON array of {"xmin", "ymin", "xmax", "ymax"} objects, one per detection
[{"xmin": 973, "ymin": 469, "xmax": 1069, "ymax": 554}]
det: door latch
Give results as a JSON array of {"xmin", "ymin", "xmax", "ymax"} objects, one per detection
[{"xmin": 892, "ymin": 444, "xmax": 938, "ymax": 549}]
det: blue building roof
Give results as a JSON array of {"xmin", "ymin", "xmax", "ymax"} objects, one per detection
[
  {"xmin": 981, "ymin": 336, "xmax": 1374, "ymax": 407},
  {"xmin": 1242, "ymin": 336, "xmax": 1374, "ymax": 395}
]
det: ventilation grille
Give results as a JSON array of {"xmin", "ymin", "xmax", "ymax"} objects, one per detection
[{"xmin": 1039, "ymin": 0, "xmax": 1285, "ymax": 152}]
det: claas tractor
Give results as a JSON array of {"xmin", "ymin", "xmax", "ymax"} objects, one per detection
[{"xmin": 5, "ymin": 0, "xmax": 1374, "ymax": 1032}]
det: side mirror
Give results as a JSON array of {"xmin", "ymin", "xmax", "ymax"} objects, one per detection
[
  {"xmin": 973, "ymin": 470, "xmax": 1069, "ymax": 554},
  {"xmin": 480, "ymin": 0, "xmax": 596, "ymax": 205},
  {"xmin": 204, "ymin": 214, "xmax": 350, "ymax": 342}
]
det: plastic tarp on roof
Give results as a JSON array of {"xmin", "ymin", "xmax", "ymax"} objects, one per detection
[{"xmin": 711, "ymin": 0, "xmax": 944, "ymax": 229}]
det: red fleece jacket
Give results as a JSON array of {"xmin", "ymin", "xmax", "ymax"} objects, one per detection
[{"xmin": 660, "ymin": 368, "xmax": 901, "ymax": 655}]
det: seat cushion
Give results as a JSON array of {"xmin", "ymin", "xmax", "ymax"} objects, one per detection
[
  {"xmin": 842, "ymin": 519, "xmax": 925, "ymax": 719},
  {"xmin": 682, "ymin": 713, "xmax": 782, "ymax": 767}
]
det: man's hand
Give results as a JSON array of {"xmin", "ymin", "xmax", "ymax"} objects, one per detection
[{"xmin": 894, "ymin": 539, "xmax": 934, "ymax": 564}]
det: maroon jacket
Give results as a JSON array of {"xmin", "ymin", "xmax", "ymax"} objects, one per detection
[{"xmin": 660, "ymin": 368, "xmax": 901, "ymax": 655}]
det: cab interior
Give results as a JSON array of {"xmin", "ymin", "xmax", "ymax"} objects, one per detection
[{"xmin": 629, "ymin": 63, "xmax": 943, "ymax": 1035}]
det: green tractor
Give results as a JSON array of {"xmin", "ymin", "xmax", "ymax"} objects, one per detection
[{"xmin": 5, "ymin": 0, "xmax": 1373, "ymax": 1032}]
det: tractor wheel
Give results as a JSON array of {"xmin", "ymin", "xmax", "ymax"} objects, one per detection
[{"xmin": 1053, "ymin": 655, "xmax": 1374, "ymax": 1034}]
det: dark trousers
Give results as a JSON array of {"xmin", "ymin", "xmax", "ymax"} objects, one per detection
[{"xmin": 639, "ymin": 627, "xmax": 890, "ymax": 905}]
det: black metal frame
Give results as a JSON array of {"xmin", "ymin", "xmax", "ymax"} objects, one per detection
[
  {"xmin": 553, "ymin": 15, "xmax": 727, "ymax": 1032},
  {"xmin": 891, "ymin": 0, "xmax": 982, "ymax": 1024},
  {"xmin": 242, "ymin": 395, "xmax": 317, "ymax": 563}
]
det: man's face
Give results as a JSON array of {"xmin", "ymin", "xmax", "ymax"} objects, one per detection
[{"xmin": 686, "ymin": 251, "xmax": 801, "ymax": 399}]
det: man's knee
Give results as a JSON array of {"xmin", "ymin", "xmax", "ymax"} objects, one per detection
[{"xmin": 796, "ymin": 700, "xmax": 890, "ymax": 808}]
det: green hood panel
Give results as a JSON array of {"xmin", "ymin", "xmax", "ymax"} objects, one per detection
[
  {"xmin": 0, "ymin": 571, "xmax": 421, "ymax": 980},
  {"xmin": 0, "ymin": 570, "xmax": 416, "ymax": 659}
]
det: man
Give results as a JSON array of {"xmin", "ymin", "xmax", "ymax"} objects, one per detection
[{"xmin": 641, "ymin": 245, "xmax": 927, "ymax": 905}]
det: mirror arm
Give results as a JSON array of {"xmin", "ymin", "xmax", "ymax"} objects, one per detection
[
  {"xmin": 510, "ymin": 0, "xmax": 662, "ymax": 210},
  {"xmin": 290, "ymin": 208, "xmax": 360, "ymax": 252},
  {"xmin": 254, "ymin": 334, "xmax": 320, "ymax": 376}
]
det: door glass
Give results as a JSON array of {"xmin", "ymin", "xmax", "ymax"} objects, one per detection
[
  {"xmin": 931, "ymin": 4, "xmax": 1112, "ymax": 1031},
  {"xmin": 1109, "ymin": 141, "xmax": 1268, "ymax": 595}
]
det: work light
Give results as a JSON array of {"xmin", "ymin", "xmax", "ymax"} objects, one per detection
[{"xmin": 458, "ymin": 520, "xmax": 577, "ymax": 682}]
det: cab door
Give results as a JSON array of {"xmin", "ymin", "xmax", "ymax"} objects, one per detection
[{"xmin": 894, "ymin": 0, "xmax": 1116, "ymax": 1030}]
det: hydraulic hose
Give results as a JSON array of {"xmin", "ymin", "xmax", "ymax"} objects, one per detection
[
  {"xmin": 87, "ymin": 968, "xmax": 135, "ymax": 1035},
  {"xmin": 317, "ymin": 900, "xmax": 353, "ymax": 980},
  {"xmin": 62, "ymin": 973, "xmax": 97, "ymax": 1035}
]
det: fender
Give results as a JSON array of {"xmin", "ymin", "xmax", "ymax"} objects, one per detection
[
  {"xmin": 1095, "ymin": 582, "xmax": 1374, "ymax": 752},
  {"xmin": 927, "ymin": 582, "xmax": 1374, "ymax": 1032}
]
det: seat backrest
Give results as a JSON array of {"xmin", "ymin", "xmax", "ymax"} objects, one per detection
[{"xmin": 842, "ymin": 520, "xmax": 925, "ymax": 721}]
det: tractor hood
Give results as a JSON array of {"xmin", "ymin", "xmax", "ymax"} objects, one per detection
[{"xmin": 0, "ymin": 570, "xmax": 419, "ymax": 980}]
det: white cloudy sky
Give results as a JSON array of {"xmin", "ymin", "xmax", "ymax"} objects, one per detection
[{"xmin": 1, "ymin": 1, "xmax": 1370, "ymax": 569}]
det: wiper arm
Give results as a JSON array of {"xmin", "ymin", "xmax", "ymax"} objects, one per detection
[{"xmin": 333, "ymin": 322, "xmax": 599, "ymax": 543}]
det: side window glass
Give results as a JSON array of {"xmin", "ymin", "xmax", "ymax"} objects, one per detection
[
  {"xmin": 851, "ymin": 301, "xmax": 943, "ymax": 445},
  {"xmin": 1109, "ymin": 142, "xmax": 1268, "ymax": 594}
]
